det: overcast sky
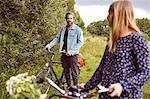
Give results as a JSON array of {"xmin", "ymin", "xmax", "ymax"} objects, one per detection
[{"xmin": 74, "ymin": 0, "xmax": 150, "ymax": 26}]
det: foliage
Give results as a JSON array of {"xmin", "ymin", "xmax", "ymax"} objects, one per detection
[
  {"xmin": 87, "ymin": 18, "xmax": 150, "ymax": 41},
  {"xmin": 75, "ymin": 11, "xmax": 85, "ymax": 29},
  {"xmin": 66, "ymin": 0, "xmax": 85, "ymax": 29},
  {"xmin": 136, "ymin": 18, "xmax": 150, "ymax": 34},
  {"xmin": 136, "ymin": 18, "xmax": 150, "ymax": 41},
  {"xmin": 6, "ymin": 73, "xmax": 41, "ymax": 99},
  {"xmin": 0, "ymin": 0, "xmax": 85, "ymax": 98},
  {"xmin": 87, "ymin": 20, "xmax": 110, "ymax": 37},
  {"xmin": 0, "ymin": 0, "xmax": 67, "ymax": 76}
]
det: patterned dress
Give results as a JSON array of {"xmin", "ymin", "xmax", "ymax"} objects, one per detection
[{"xmin": 84, "ymin": 32, "xmax": 150, "ymax": 99}]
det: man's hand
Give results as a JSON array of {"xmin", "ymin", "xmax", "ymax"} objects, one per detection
[
  {"xmin": 66, "ymin": 51, "xmax": 70, "ymax": 56},
  {"xmin": 108, "ymin": 83, "xmax": 123, "ymax": 97}
]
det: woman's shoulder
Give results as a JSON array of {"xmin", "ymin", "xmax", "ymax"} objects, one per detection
[
  {"xmin": 132, "ymin": 32, "xmax": 148, "ymax": 47},
  {"xmin": 132, "ymin": 32, "xmax": 143, "ymax": 37},
  {"xmin": 132, "ymin": 32, "xmax": 145, "ymax": 41}
]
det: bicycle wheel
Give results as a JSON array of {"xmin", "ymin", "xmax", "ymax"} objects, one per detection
[
  {"xmin": 57, "ymin": 71, "xmax": 71, "ymax": 90},
  {"xmin": 56, "ymin": 72, "xmax": 65, "ymax": 89},
  {"xmin": 36, "ymin": 67, "xmax": 52, "ymax": 94}
]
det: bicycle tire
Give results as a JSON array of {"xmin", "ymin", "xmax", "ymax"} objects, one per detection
[
  {"xmin": 36, "ymin": 66, "xmax": 69, "ymax": 93},
  {"xmin": 36, "ymin": 67, "xmax": 52, "ymax": 94}
]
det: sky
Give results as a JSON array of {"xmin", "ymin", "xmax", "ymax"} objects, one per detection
[{"xmin": 74, "ymin": 0, "xmax": 150, "ymax": 26}]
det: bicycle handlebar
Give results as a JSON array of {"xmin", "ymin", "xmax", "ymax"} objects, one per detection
[
  {"xmin": 46, "ymin": 48, "xmax": 60, "ymax": 55},
  {"xmin": 45, "ymin": 48, "xmax": 62, "ymax": 63}
]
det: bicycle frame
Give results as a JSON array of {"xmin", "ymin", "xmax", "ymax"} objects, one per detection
[
  {"xmin": 45, "ymin": 76, "xmax": 111, "ymax": 99},
  {"xmin": 36, "ymin": 50, "xmax": 65, "ymax": 94}
]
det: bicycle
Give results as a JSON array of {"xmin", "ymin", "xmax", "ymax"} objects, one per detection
[
  {"xmin": 36, "ymin": 50, "xmax": 66, "ymax": 94},
  {"xmin": 35, "ymin": 50, "xmax": 113, "ymax": 98},
  {"xmin": 45, "ymin": 77, "xmax": 113, "ymax": 99}
]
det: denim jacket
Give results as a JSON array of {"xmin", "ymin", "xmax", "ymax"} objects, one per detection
[{"xmin": 47, "ymin": 24, "xmax": 84, "ymax": 55}]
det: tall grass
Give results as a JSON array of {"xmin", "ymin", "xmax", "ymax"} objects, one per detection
[{"xmin": 79, "ymin": 35, "xmax": 107, "ymax": 83}]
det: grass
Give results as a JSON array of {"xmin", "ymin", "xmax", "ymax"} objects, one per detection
[{"xmin": 79, "ymin": 35, "xmax": 107, "ymax": 83}]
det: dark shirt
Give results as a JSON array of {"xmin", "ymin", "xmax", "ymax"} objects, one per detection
[
  {"xmin": 62, "ymin": 28, "xmax": 68, "ymax": 51},
  {"xmin": 84, "ymin": 32, "xmax": 150, "ymax": 99}
]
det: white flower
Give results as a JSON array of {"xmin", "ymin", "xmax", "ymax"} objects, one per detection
[
  {"xmin": 9, "ymin": 89, "xmax": 13, "ymax": 95},
  {"xmin": 6, "ymin": 80, "xmax": 10, "ymax": 86},
  {"xmin": 31, "ymin": 75, "xmax": 36, "ymax": 79},
  {"xmin": 17, "ymin": 87, "xmax": 22, "ymax": 93},
  {"xmin": 6, "ymin": 72, "xmax": 41, "ymax": 98},
  {"xmin": 17, "ymin": 72, "xmax": 28, "ymax": 77},
  {"xmin": 10, "ymin": 76, "xmax": 17, "ymax": 81}
]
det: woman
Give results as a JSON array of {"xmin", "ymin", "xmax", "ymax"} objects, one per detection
[{"xmin": 82, "ymin": 0, "xmax": 150, "ymax": 98}]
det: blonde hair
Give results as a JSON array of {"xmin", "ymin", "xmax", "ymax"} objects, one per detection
[{"xmin": 108, "ymin": 0, "xmax": 140, "ymax": 52}]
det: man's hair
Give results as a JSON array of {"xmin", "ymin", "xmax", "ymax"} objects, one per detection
[{"xmin": 65, "ymin": 12, "xmax": 75, "ymax": 19}]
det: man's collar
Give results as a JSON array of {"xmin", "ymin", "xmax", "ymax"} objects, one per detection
[
  {"xmin": 71, "ymin": 24, "xmax": 76, "ymax": 30},
  {"xmin": 66, "ymin": 23, "xmax": 75, "ymax": 30}
]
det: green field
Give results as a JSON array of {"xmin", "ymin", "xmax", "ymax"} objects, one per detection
[{"xmin": 79, "ymin": 35, "xmax": 107, "ymax": 83}]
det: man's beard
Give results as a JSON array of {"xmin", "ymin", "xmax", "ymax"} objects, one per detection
[{"xmin": 67, "ymin": 21, "xmax": 73, "ymax": 26}]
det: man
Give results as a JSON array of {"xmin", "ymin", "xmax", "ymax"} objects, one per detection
[{"xmin": 45, "ymin": 12, "xmax": 84, "ymax": 88}]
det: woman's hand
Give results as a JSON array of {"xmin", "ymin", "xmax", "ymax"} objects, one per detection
[
  {"xmin": 108, "ymin": 83, "xmax": 123, "ymax": 97},
  {"xmin": 79, "ymin": 83, "xmax": 90, "ymax": 92},
  {"xmin": 79, "ymin": 83, "xmax": 85, "ymax": 89}
]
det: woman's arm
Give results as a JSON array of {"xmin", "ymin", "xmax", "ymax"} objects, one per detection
[{"xmin": 120, "ymin": 33, "xmax": 150, "ymax": 91}]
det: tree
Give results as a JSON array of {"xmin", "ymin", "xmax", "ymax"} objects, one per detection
[
  {"xmin": 87, "ymin": 18, "xmax": 150, "ymax": 41},
  {"xmin": 66, "ymin": 0, "xmax": 85, "ymax": 29},
  {"xmin": 136, "ymin": 18, "xmax": 150, "ymax": 40},
  {"xmin": 0, "ymin": 0, "xmax": 85, "ymax": 97},
  {"xmin": 87, "ymin": 20, "xmax": 110, "ymax": 37},
  {"xmin": 0, "ymin": 0, "xmax": 68, "ymax": 98}
]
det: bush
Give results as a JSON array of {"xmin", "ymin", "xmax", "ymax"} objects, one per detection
[{"xmin": 6, "ymin": 73, "xmax": 41, "ymax": 99}]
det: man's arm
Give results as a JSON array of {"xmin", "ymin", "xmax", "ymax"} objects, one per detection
[{"xmin": 45, "ymin": 30, "xmax": 62, "ymax": 50}]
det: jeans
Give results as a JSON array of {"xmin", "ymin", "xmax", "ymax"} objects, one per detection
[{"xmin": 61, "ymin": 54, "xmax": 79, "ymax": 87}]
